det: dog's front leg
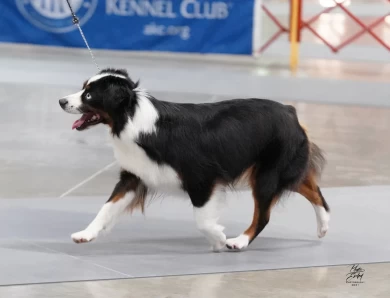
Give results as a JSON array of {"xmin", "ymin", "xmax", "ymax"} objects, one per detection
[{"xmin": 71, "ymin": 171, "xmax": 146, "ymax": 243}]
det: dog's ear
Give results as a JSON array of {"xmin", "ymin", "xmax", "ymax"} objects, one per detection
[
  {"xmin": 114, "ymin": 68, "xmax": 129, "ymax": 78},
  {"xmin": 104, "ymin": 82, "xmax": 135, "ymax": 112}
]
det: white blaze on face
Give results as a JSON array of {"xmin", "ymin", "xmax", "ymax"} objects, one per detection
[{"xmin": 62, "ymin": 90, "xmax": 84, "ymax": 114}]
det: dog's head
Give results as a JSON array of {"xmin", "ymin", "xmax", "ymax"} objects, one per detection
[{"xmin": 59, "ymin": 68, "xmax": 138, "ymax": 132}]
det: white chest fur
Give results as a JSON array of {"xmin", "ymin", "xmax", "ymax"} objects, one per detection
[
  {"xmin": 110, "ymin": 90, "xmax": 182, "ymax": 192},
  {"xmin": 111, "ymin": 136, "xmax": 181, "ymax": 191}
]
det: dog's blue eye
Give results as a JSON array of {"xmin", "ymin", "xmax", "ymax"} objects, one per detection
[{"xmin": 85, "ymin": 93, "xmax": 92, "ymax": 100}]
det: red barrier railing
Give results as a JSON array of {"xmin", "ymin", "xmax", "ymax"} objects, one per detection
[
  {"xmin": 259, "ymin": 5, "xmax": 289, "ymax": 53},
  {"xmin": 258, "ymin": 0, "xmax": 390, "ymax": 54}
]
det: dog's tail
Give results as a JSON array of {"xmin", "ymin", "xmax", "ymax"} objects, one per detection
[{"xmin": 300, "ymin": 123, "xmax": 326, "ymax": 178}]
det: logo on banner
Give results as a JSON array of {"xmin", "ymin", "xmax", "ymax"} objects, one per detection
[
  {"xmin": 106, "ymin": 0, "xmax": 232, "ymax": 20},
  {"xmin": 16, "ymin": 0, "xmax": 98, "ymax": 33}
]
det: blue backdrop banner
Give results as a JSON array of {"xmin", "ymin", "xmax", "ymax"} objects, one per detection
[{"xmin": 0, "ymin": 0, "xmax": 256, "ymax": 55}]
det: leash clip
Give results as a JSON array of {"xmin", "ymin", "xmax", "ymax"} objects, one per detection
[{"xmin": 72, "ymin": 16, "xmax": 80, "ymax": 25}]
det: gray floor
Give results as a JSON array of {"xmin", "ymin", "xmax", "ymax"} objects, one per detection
[{"xmin": 1, "ymin": 186, "xmax": 390, "ymax": 286}]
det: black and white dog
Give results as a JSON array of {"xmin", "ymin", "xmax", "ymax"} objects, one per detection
[{"xmin": 59, "ymin": 68, "xmax": 330, "ymax": 251}]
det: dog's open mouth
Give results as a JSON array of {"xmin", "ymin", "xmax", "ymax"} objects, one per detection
[{"xmin": 72, "ymin": 112, "xmax": 102, "ymax": 131}]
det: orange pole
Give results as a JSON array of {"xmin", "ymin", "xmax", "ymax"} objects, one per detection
[{"xmin": 290, "ymin": 0, "xmax": 301, "ymax": 72}]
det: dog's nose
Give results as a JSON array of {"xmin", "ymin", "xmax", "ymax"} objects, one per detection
[{"xmin": 59, "ymin": 98, "xmax": 68, "ymax": 108}]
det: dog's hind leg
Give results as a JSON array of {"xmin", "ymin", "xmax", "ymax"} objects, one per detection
[
  {"xmin": 226, "ymin": 168, "xmax": 280, "ymax": 250},
  {"xmin": 71, "ymin": 171, "xmax": 147, "ymax": 243},
  {"xmin": 296, "ymin": 171, "xmax": 330, "ymax": 238},
  {"xmin": 226, "ymin": 136, "xmax": 310, "ymax": 251},
  {"xmin": 297, "ymin": 130, "xmax": 329, "ymax": 238}
]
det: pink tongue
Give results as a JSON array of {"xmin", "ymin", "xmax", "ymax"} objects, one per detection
[{"xmin": 72, "ymin": 114, "xmax": 90, "ymax": 130}]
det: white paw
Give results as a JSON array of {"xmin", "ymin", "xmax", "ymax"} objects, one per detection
[
  {"xmin": 197, "ymin": 223, "xmax": 227, "ymax": 252},
  {"xmin": 226, "ymin": 234, "xmax": 250, "ymax": 250},
  {"xmin": 317, "ymin": 223, "xmax": 329, "ymax": 238},
  {"xmin": 313, "ymin": 205, "xmax": 330, "ymax": 239},
  {"xmin": 71, "ymin": 229, "xmax": 98, "ymax": 244},
  {"xmin": 211, "ymin": 233, "xmax": 227, "ymax": 252}
]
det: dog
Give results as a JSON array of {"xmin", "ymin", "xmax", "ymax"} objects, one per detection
[{"xmin": 59, "ymin": 68, "xmax": 330, "ymax": 251}]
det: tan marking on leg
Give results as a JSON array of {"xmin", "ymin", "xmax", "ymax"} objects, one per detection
[
  {"xmin": 243, "ymin": 166, "xmax": 260, "ymax": 240},
  {"xmin": 243, "ymin": 198, "xmax": 259, "ymax": 240},
  {"xmin": 242, "ymin": 166, "xmax": 279, "ymax": 241},
  {"xmin": 110, "ymin": 191, "xmax": 126, "ymax": 203},
  {"xmin": 296, "ymin": 171, "xmax": 322, "ymax": 205},
  {"xmin": 296, "ymin": 171, "xmax": 330, "ymax": 238},
  {"xmin": 109, "ymin": 174, "xmax": 149, "ymax": 213},
  {"xmin": 243, "ymin": 195, "xmax": 279, "ymax": 240}
]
